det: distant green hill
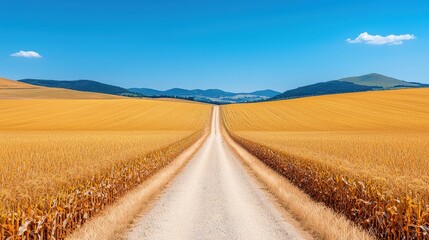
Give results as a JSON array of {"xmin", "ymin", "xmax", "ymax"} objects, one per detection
[
  {"xmin": 339, "ymin": 73, "xmax": 419, "ymax": 88},
  {"xmin": 129, "ymin": 88, "xmax": 238, "ymax": 98},
  {"xmin": 128, "ymin": 87, "xmax": 280, "ymax": 103},
  {"xmin": 272, "ymin": 81, "xmax": 380, "ymax": 100},
  {"xmin": 273, "ymin": 73, "xmax": 428, "ymax": 100},
  {"xmin": 18, "ymin": 79, "xmax": 280, "ymax": 103},
  {"xmin": 19, "ymin": 79, "xmax": 133, "ymax": 96},
  {"xmin": 248, "ymin": 89, "xmax": 280, "ymax": 98}
]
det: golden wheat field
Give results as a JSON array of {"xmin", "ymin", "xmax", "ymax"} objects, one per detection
[
  {"xmin": 0, "ymin": 98, "xmax": 211, "ymax": 238},
  {"xmin": 0, "ymin": 131, "xmax": 191, "ymax": 202},
  {"xmin": 222, "ymin": 88, "xmax": 429, "ymax": 238},
  {"xmin": 0, "ymin": 99, "xmax": 210, "ymax": 131},
  {"xmin": 0, "ymin": 77, "xmax": 122, "ymax": 99},
  {"xmin": 0, "ymin": 78, "xmax": 32, "ymax": 89}
]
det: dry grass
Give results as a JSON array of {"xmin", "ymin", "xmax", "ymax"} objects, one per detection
[
  {"xmin": 222, "ymin": 88, "xmax": 429, "ymax": 238},
  {"xmin": 0, "ymin": 98, "xmax": 211, "ymax": 239}
]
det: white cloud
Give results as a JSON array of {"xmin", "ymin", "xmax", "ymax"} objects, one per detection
[
  {"xmin": 346, "ymin": 32, "xmax": 416, "ymax": 45},
  {"xmin": 10, "ymin": 50, "xmax": 42, "ymax": 58}
]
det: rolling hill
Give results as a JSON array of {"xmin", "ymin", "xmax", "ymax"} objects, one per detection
[
  {"xmin": 16, "ymin": 73, "xmax": 426, "ymax": 103},
  {"xmin": 249, "ymin": 89, "xmax": 280, "ymax": 97},
  {"xmin": 129, "ymin": 88, "xmax": 237, "ymax": 98},
  {"xmin": 0, "ymin": 77, "xmax": 123, "ymax": 99},
  {"xmin": 223, "ymin": 87, "xmax": 429, "ymax": 238},
  {"xmin": 19, "ymin": 79, "xmax": 132, "ymax": 95},
  {"xmin": 0, "ymin": 77, "xmax": 37, "ymax": 89},
  {"xmin": 273, "ymin": 73, "xmax": 428, "ymax": 100},
  {"xmin": 129, "ymin": 87, "xmax": 280, "ymax": 103},
  {"xmin": 17, "ymin": 79, "xmax": 279, "ymax": 103},
  {"xmin": 340, "ymin": 73, "xmax": 420, "ymax": 88}
]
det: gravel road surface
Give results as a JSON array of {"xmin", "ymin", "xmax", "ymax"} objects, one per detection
[{"xmin": 127, "ymin": 106, "xmax": 310, "ymax": 240}]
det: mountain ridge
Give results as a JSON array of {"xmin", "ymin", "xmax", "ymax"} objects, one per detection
[
  {"xmin": 128, "ymin": 87, "xmax": 281, "ymax": 103},
  {"xmin": 18, "ymin": 79, "xmax": 280, "ymax": 103},
  {"xmin": 17, "ymin": 74, "xmax": 427, "ymax": 103}
]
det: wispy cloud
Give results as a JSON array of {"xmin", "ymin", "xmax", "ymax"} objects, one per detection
[
  {"xmin": 10, "ymin": 50, "xmax": 42, "ymax": 58},
  {"xmin": 346, "ymin": 32, "xmax": 416, "ymax": 45}
]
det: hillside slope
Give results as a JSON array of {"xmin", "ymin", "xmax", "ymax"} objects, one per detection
[
  {"xmin": 0, "ymin": 77, "xmax": 37, "ymax": 89},
  {"xmin": 273, "ymin": 73, "xmax": 428, "ymax": 100},
  {"xmin": 340, "ymin": 73, "xmax": 418, "ymax": 88},
  {"xmin": 272, "ymin": 81, "xmax": 379, "ymax": 100},
  {"xmin": 0, "ymin": 77, "xmax": 123, "ymax": 99},
  {"xmin": 19, "ymin": 79, "xmax": 132, "ymax": 95}
]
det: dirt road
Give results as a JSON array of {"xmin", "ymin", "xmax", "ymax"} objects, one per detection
[{"xmin": 127, "ymin": 106, "xmax": 310, "ymax": 239}]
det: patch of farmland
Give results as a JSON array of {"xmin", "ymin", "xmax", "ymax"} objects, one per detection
[
  {"xmin": 0, "ymin": 99, "xmax": 211, "ymax": 239},
  {"xmin": 222, "ymin": 88, "xmax": 429, "ymax": 239}
]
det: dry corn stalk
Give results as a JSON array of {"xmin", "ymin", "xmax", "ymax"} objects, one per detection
[
  {"xmin": 0, "ymin": 131, "xmax": 203, "ymax": 240},
  {"xmin": 229, "ymin": 133, "xmax": 429, "ymax": 239}
]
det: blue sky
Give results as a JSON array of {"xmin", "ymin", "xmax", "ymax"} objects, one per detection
[{"xmin": 1, "ymin": 0, "xmax": 428, "ymax": 92}]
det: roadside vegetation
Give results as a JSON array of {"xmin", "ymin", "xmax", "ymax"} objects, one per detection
[
  {"xmin": 222, "ymin": 88, "xmax": 429, "ymax": 239},
  {"xmin": 0, "ymin": 99, "xmax": 211, "ymax": 239}
]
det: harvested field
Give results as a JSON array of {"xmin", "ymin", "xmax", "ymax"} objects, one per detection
[
  {"xmin": 0, "ymin": 99, "xmax": 211, "ymax": 239},
  {"xmin": 222, "ymin": 88, "xmax": 429, "ymax": 239}
]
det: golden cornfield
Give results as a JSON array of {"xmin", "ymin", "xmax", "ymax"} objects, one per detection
[
  {"xmin": 0, "ymin": 99, "xmax": 211, "ymax": 239},
  {"xmin": 222, "ymin": 88, "xmax": 429, "ymax": 239}
]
